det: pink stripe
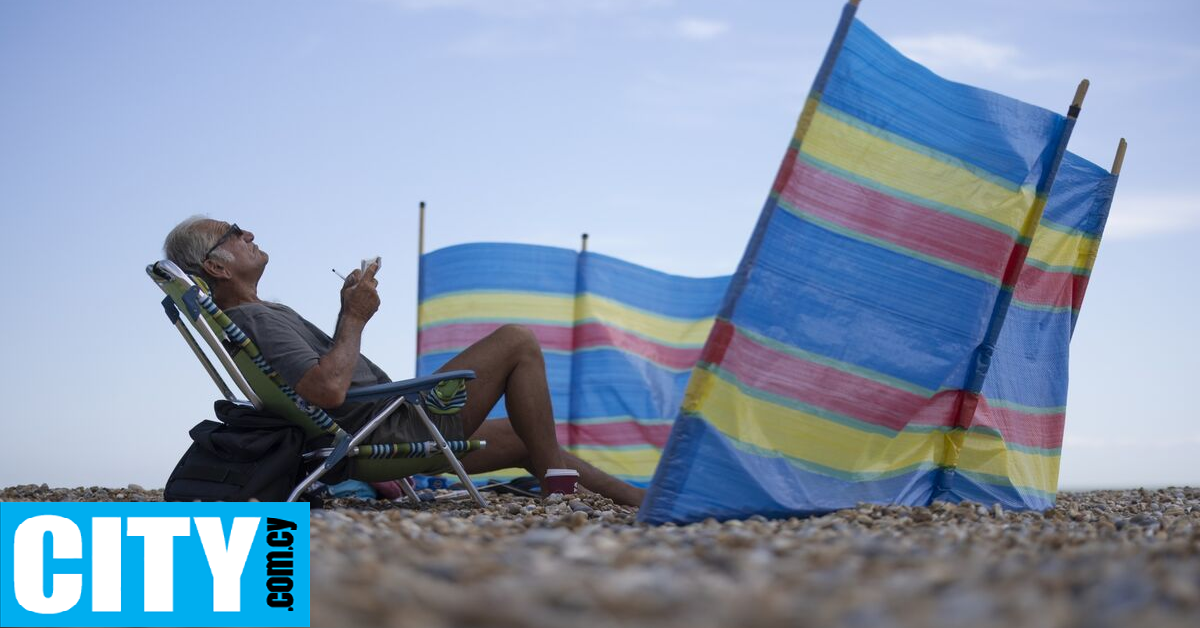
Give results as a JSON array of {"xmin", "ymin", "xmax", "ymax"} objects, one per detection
[
  {"xmin": 567, "ymin": 421, "xmax": 673, "ymax": 448},
  {"xmin": 710, "ymin": 321, "xmax": 956, "ymax": 431},
  {"xmin": 710, "ymin": 321, "xmax": 1063, "ymax": 449},
  {"xmin": 573, "ymin": 322, "xmax": 703, "ymax": 370},
  {"xmin": 1001, "ymin": 243, "xmax": 1030, "ymax": 288},
  {"xmin": 771, "ymin": 144, "xmax": 799, "ymax": 196},
  {"xmin": 778, "ymin": 155, "xmax": 1017, "ymax": 279},
  {"xmin": 971, "ymin": 399, "xmax": 1065, "ymax": 450},
  {"xmin": 419, "ymin": 322, "xmax": 573, "ymax": 354},
  {"xmin": 1013, "ymin": 264, "xmax": 1089, "ymax": 311}
]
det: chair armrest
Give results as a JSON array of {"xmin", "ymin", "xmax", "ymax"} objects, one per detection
[{"xmin": 344, "ymin": 370, "xmax": 476, "ymax": 403}]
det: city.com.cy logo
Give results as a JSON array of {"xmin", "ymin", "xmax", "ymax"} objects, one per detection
[{"xmin": 0, "ymin": 502, "xmax": 309, "ymax": 627}]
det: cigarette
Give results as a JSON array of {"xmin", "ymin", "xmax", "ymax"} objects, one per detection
[{"xmin": 332, "ymin": 268, "xmax": 347, "ymax": 281}]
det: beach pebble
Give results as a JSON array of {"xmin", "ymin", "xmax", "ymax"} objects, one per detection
[
  {"xmin": 4, "ymin": 484, "xmax": 1198, "ymax": 628},
  {"xmin": 1130, "ymin": 513, "xmax": 1159, "ymax": 527}
]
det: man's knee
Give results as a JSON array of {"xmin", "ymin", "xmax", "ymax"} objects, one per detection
[{"xmin": 493, "ymin": 324, "xmax": 542, "ymax": 359}]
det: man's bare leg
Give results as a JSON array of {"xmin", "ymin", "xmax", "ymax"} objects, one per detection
[
  {"xmin": 462, "ymin": 418, "xmax": 646, "ymax": 507},
  {"xmin": 435, "ymin": 325, "xmax": 564, "ymax": 483},
  {"xmin": 436, "ymin": 324, "xmax": 645, "ymax": 506}
]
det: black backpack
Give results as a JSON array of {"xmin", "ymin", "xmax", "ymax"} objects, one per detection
[{"xmin": 164, "ymin": 400, "xmax": 307, "ymax": 502}]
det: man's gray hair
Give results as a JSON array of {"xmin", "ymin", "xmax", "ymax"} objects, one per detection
[{"xmin": 163, "ymin": 215, "xmax": 232, "ymax": 278}]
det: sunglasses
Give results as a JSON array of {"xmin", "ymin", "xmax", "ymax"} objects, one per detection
[{"xmin": 203, "ymin": 223, "xmax": 244, "ymax": 261}]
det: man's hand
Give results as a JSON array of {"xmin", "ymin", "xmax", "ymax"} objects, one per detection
[
  {"xmin": 298, "ymin": 259, "xmax": 381, "ymax": 409},
  {"xmin": 339, "ymin": 259, "xmax": 381, "ymax": 324}
]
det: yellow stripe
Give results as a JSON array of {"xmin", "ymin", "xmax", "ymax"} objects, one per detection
[
  {"xmin": 453, "ymin": 451, "xmax": 660, "ymax": 483},
  {"xmin": 577, "ymin": 294, "xmax": 716, "ymax": 346},
  {"xmin": 681, "ymin": 364, "xmax": 716, "ymax": 414},
  {"xmin": 793, "ymin": 96, "xmax": 821, "ymax": 145},
  {"xmin": 421, "ymin": 292, "xmax": 716, "ymax": 347},
  {"xmin": 568, "ymin": 446, "xmax": 662, "ymax": 479},
  {"xmin": 1026, "ymin": 223, "xmax": 1100, "ymax": 271},
  {"xmin": 694, "ymin": 370, "xmax": 949, "ymax": 475},
  {"xmin": 419, "ymin": 292, "xmax": 575, "ymax": 327},
  {"xmin": 471, "ymin": 436, "xmax": 1058, "ymax": 492},
  {"xmin": 957, "ymin": 431, "xmax": 1060, "ymax": 495},
  {"xmin": 693, "ymin": 370, "xmax": 1058, "ymax": 492},
  {"xmin": 942, "ymin": 429, "xmax": 964, "ymax": 469},
  {"xmin": 801, "ymin": 105, "xmax": 1041, "ymax": 237}
]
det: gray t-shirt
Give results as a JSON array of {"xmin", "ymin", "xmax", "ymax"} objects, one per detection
[{"xmin": 225, "ymin": 301, "xmax": 391, "ymax": 433}]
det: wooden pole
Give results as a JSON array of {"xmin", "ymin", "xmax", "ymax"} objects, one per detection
[
  {"xmin": 1111, "ymin": 138, "xmax": 1128, "ymax": 175},
  {"xmin": 1068, "ymin": 79, "xmax": 1089, "ymax": 119},
  {"xmin": 580, "ymin": 233, "xmax": 589, "ymax": 252},
  {"xmin": 418, "ymin": 201, "xmax": 426, "ymax": 257},
  {"xmin": 416, "ymin": 200, "xmax": 426, "ymax": 374}
]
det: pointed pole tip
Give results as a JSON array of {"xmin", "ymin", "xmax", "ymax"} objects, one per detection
[
  {"xmin": 1067, "ymin": 79, "xmax": 1090, "ymax": 118},
  {"xmin": 1072, "ymin": 79, "xmax": 1089, "ymax": 106},
  {"xmin": 1111, "ymin": 138, "xmax": 1128, "ymax": 175}
]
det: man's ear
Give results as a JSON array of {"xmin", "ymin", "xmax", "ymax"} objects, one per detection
[{"xmin": 202, "ymin": 257, "xmax": 232, "ymax": 281}]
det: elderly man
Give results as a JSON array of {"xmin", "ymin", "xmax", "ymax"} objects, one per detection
[{"xmin": 164, "ymin": 216, "xmax": 645, "ymax": 506}]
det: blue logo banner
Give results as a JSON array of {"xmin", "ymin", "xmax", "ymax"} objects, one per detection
[{"xmin": 0, "ymin": 502, "xmax": 310, "ymax": 627}]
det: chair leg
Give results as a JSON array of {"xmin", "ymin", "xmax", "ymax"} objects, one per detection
[
  {"xmin": 289, "ymin": 464, "xmax": 332, "ymax": 503},
  {"xmin": 411, "ymin": 403, "xmax": 489, "ymax": 508},
  {"xmin": 399, "ymin": 477, "xmax": 421, "ymax": 503},
  {"xmin": 287, "ymin": 396, "xmax": 409, "ymax": 502}
]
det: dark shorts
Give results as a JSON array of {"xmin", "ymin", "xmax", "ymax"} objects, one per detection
[
  {"xmin": 361, "ymin": 402, "xmax": 466, "ymax": 445},
  {"xmin": 324, "ymin": 402, "xmax": 468, "ymax": 483}
]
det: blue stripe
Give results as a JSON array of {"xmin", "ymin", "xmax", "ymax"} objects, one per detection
[
  {"xmin": 980, "ymin": 305, "xmax": 1072, "ymax": 408},
  {"xmin": 729, "ymin": 204, "xmax": 996, "ymax": 392},
  {"xmin": 580, "ymin": 252, "xmax": 730, "ymax": 320},
  {"xmin": 822, "ymin": 20, "xmax": 1067, "ymax": 188},
  {"xmin": 420, "ymin": 242, "xmax": 578, "ymax": 301},
  {"xmin": 570, "ymin": 350, "xmax": 695, "ymax": 420},
  {"xmin": 421, "ymin": 244, "xmax": 731, "ymax": 320},
  {"xmin": 938, "ymin": 469, "xmax": 1056, "ymax": 510},
  {"xmin": 639, "ymin": 415, "xmax": 940, "ymax": 524},
  {"xmin": 809, "ymin": 0, "xmax": 860, "ymax": 95},
  {"xmin": 1041, "ymin": 151, "xmax": 1117, "ymax": 238}
]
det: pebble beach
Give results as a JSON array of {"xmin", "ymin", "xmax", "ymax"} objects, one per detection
[{"xmin": 3, "ymin": 485, "xmax": 1197, "ymax": 628}]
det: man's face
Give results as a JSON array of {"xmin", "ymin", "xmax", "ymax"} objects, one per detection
[{"xmin": 201, "ymin": 219, "xmax": 268, "ymax": 278}]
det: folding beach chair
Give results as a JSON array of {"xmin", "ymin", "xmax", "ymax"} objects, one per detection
[{"xmin": 147, "ymin": 259, "xmax": 489, "ymax": 506}]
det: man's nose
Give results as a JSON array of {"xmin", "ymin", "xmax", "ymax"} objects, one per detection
[{"xmin": 243, "ymin": 229, "xmax": 255, "ymax": 241}]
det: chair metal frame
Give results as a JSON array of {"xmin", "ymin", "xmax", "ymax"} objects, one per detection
[{"xmin": 148, "ymin": 259, "xmax": 488, "ymax": 506}]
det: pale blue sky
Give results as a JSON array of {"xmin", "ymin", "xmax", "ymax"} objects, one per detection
[{"xmin": 1, "ymin": 0, "xmax": 1196, "ymax": 490}]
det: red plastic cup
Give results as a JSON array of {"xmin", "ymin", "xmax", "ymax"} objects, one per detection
[{"xmin": 543, "ymin": 468, "xmax": 579, "ymax": 495}]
